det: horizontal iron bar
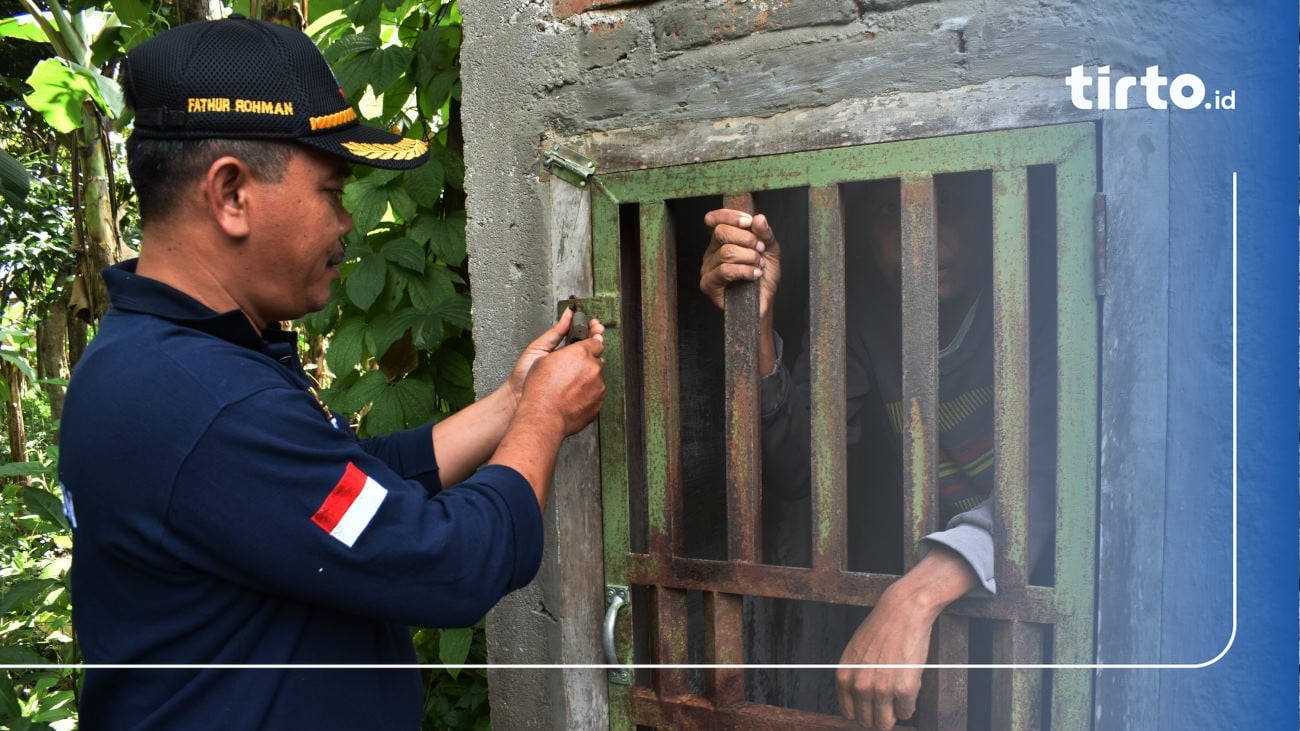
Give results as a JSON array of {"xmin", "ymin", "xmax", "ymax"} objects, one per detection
[{"xmin": 627, "ymin": 554, "xmax": 1062, "ymax": 623}]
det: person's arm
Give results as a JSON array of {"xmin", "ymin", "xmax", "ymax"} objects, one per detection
[
  {"xmin": 487, "ymin": 323, "xmax": 605, "ymax": 508},
  {"xmin": 835, "ymin": 545, "xmax": 980, "ymax": 730},
  {"xmin": 427, "ymin": 309, "xmax": 590, "ymax": 487}
]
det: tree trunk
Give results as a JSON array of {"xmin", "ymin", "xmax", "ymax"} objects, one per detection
[
  {"xmin": 250, "ymin": 0, "xmax": 307, "ymax": 28},
  {"xmin": 304, "ymin": 333, "xmax": 331, "ymax": 387},
  {"xmin": 36, "ymin": 300, "xmax": 69, "ymax": 428},
  {"xmin": 3, "ymin": 360, "xmax": 28, "ymax": 476},
  {"xmin": 67, "ymin": 306, "xmax": 87, "ymax": 371},
  {"xmin": 83, "ymin": 123, "xmax": 127, "ymax": 320},
  {"xmin": 174, "ymin": 0, "xmax": 223, "ymax": 24}
]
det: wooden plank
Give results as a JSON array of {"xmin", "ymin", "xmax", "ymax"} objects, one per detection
[
  {"xmin": 1093, "ymin": 110, "xmax": 1170, "ymax": 730},
  {"xmin": 556, "ymin": 78, "xmax": 1095, "ymax": 175},
  {"xmin": 491, "ymin": 180, "xmax": 610, "ymax": 730}
]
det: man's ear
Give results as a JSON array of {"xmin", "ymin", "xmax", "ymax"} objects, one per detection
[{"xmin": 204, "ymin": 156, "xmax": 254, "ymax": 239}]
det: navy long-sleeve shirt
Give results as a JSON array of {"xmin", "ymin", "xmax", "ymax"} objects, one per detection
[{"xmin": 60, "ymin": 261, "xmax": 543, "ymax": 730}]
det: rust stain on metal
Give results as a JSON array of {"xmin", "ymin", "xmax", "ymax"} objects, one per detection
[
  {"xmin": 899, "ymin": 175, "xmax": 938, "ymax": 569},
  {"xmin": 808, "ymin": 185, "xmax": 848, "ymax": 572},
  {"xmin": 722, "ymin": 192, "xmax": 762, "ymax": 564}
]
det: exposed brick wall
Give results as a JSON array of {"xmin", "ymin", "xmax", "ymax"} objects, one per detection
[{"xmin": 554, "ymin": 0, "xmax": 641, "ymax": 20}]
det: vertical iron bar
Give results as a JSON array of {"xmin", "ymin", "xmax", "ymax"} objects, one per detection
[
  {"xmin": 919, "ymin": 614, "xmax": 969, "ymax": 731},
  {"xmin": 651, "ymin": 587, "xmax": 691, "ymax": 698},
  {"xmin": 1050, "ymin": 134, "xmax": 1099, "ymax": 731},
  {"xmin": 808, "ymin": 185, "xmax": 849, "ymax": 573},
  {"xmin": 723, "ymin": 192, "xmax": 762, "ymax": 564},
  {"xmin": 712, "ymin": 192, "xmax": 759, "ymax": 710},
  {"xmin": 638, "ymin": 200, "xmax": 693, "ymax": 713},
  {"xmin": 702, "ymin": 591, "xmax": 746, "ymax": 706},
  {"xmin": 592, "ymin": 191, "xmax": 633, "ymax": 730},
  {"xmin": 991, "ymin": 169, "xmax": 1031, "ymax": 590},
  {"xmin": 899, "ymin": 174, "xmax": 938, "ymax": 569},
  {"xmin": 991, "ymin": 621, "xmax": 1046, "ymax": 730},
  {"xmin": 640, "ymin": 201, "xmax": 683, "ymax": 557}
]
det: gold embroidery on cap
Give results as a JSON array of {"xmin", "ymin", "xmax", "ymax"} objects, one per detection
[
  {"xmin": 310, "ymin": 108, "xmax": 359, "ymax": 131},
  {"xmin": 187, "ymin": 98, "xmax": 294, "ymax": 116},
  {"xmin": 234, "ymin": 99, "xmax": 294, "ymax": 115},
  {"xmin": 188, "ymin": 97, "xmax": 232, "ymax": 112},
  {"xmin": 340, "ymin": 137, "xmax": 429, "ymax": 161}
]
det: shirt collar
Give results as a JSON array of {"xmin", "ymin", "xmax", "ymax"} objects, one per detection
[{"xmin": 104, "ymin": 259, "xmax": 297, "ymax": 355}]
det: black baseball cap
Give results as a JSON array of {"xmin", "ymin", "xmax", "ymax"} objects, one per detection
[{"xmin": 124, "ymin": 16, "xmax": 428, "ymax": 170}]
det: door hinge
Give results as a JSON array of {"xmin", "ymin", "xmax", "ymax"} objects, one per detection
[
  {"xmin": 1094, "ymin": 192, "xmax": 1107, "ymax": 297},
  {"xmin": 543, "ymin": 146, "xmax": 597, "ymax": 188}
]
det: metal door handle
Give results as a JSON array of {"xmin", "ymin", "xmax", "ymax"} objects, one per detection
[
  {"xmin": 602, "ymin": 585, "xmax": 628, "ymax": 665},
  {"xmin": 602, "ymin": 585, "xmax": 631, "ymax": 685}
]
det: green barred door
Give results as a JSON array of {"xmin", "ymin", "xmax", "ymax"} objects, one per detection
[{"xmin": 588, "ymin": 123, "xmax": 1098, "ymax": 730}]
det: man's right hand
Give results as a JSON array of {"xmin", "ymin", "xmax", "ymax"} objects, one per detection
[
  {"xmin": 491, "ymin": 325, "xmax": 605, "ymax": 508},
  {"xmin": 516, "ymin": 324, "xmax": 606, "ymax": 437},
  {"xmin": 700, "ymin": 209, "xmax": 782, "ymax": 318}
]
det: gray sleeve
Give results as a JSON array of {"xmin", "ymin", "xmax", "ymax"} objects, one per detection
[{"xmin": 919, "ymin": 500, "xmax": 996, "ymax": 597}]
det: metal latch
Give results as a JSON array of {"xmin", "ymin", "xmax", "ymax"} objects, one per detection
[
  {"xmin": 603, "ymin": 584, "xmax": 632, "ymax": 685},
  {"xmin": 557, "ymin": 295, "xmax": 619, "ymax": 343},
  {"xmin": 543, "ymin": 146, "xmax": 597, "ymax": 188}
]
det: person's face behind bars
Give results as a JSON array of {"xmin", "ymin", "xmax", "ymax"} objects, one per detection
[{"xmin": 865, "ymin": 182, "xmax": 988, "ymax": 307}]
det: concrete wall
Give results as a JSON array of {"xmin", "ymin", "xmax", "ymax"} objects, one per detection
[{"xmin": 458, "ymin": 1, "xmax": 1278, "ymax": 728}]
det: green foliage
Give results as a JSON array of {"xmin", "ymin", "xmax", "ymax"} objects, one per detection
[
  {"xmin": 0, "ymin": 444, "xmax": 77, "ymax": 731},
  {"xmin": 303, "ymin": 3, "xmax": 487, "ymax": 729},
  {"xmin": 0, "ymin": 143, "xmax": 78, "ymax": 316},
  {"xmin": 2, "ymin": 1, "xmax": 486, "ymax": 728},
  {"xmin": 304, "ymin": 0, "xmax": 472, "ymax": 441},
  {"xmin": 412, "ymin": 621, "xmax": 490, "ymax": 731}
]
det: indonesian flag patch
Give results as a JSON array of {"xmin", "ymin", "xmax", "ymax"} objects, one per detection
[{"xmin": 312, "ymin": 463, "xmax": 387, "ymax": 548}]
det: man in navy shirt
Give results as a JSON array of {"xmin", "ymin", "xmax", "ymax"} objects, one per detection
[{"xmin": 59, "ymin": 17, "xmax": 605, "ymax": 730}]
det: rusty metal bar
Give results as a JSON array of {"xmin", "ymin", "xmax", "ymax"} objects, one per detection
[
  {"xmin": 899, "ymin": 174, "xmax": 939, "ymax": 569},
  {"xmin": 722, "ymin": 192, "xmax": 763, "ymax": 565},
  {"xmin": 991, "ymin": 168, "xmax": 1032, "ymax": 590},
  {"xmin": 919, "ymin": 614, "xmax": 969, "ymax": 731},
  {"xmin": 991, "ymin": 621, "xmax": 1046, "ymax": 730},
  {"xmin": 639, "ymin": 201, "xmax": 684, "ymax": 558},
  {"xmin": 1049, "ymin": 130, "xmax": 1099, "ymax": 731},
  {"xmin": 626, "ymin": 554, "xmax": 1063, "ymax": 623},
  {"xmin": 807, "ymin": 185, "xmax": 849, "ymax": 573},
  {"xmin": 591, "ymin": 192, "xmax": 635, "ymax": 731},
  {"xmin": 631, "ymin": 688, "xmax": 864, "ymax": 730},
  {"xmin": 701, "ymin": 591, "xmax": 746, "ymax": 707},
  {"xmin": 651, "ymin": 586, "xmax": 691, "ymax": 698}
]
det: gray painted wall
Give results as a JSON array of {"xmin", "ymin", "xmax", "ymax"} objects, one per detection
[{"xmin": 458, "ymin": 1, "xmax": 1255, "ymax": 728}]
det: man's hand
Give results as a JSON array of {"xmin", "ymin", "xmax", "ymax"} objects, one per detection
[
  {"xmin": 700, "ymin": 209, "xmax": 781, "ymax": 317},
  {"xmin": 700, "ymin": 209, "xmax": 782, "ymax": 374},
  {"xmin": 516, "ymin": 321, "xmax": 606, "ymax": 437},
  {"xmin": 489, "ymin": 320, "xmax": 606, "ymax": 507},
  {"xmin": 836, "ymin": 546, "xmax": 980, "ymax": 730},
  {"xmin": 505, "ymin": 307, "xmax": 589, "ymax": 406}
]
